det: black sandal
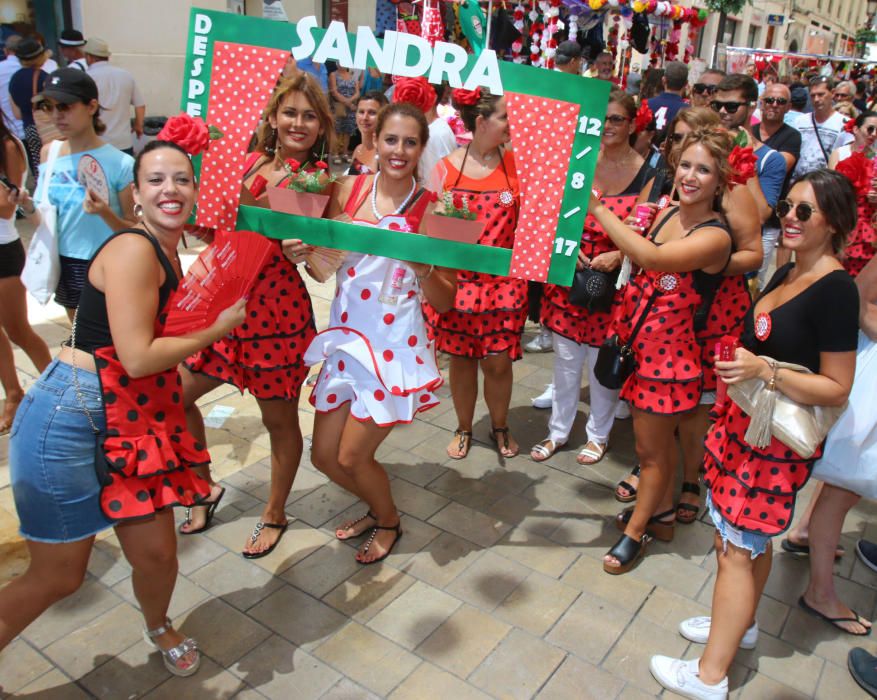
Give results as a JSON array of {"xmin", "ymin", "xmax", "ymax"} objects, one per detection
[
  {"xmin": 356, "ymin": 521, "xmax": 403, "ymax": 565},
  {"xmin": 676, "ymin": 482, "xmax": 702, "ymax": 525},
  {"xmin": 614, "ymin": 465, "xmax": 640, "ymax": 503},
  {"xmin": 603, "ymin": 533, "xmax": 651, "ymax": 575},
  {"xmin": 178, "ymin": 487, "xmax": 226, "ymax": 535},
  {"xmin": 490, "ymin": 426, "xmax": 519, "ymax": 457},
  {"xmin": 615, "ymin": 507, "xmax": 676, "ymax": 542},
  {"xmin": 447, "ymin": 429, "xmax": 472, "ymax": 460},
  {"xmin": 336, "ymin": 511, "xmax": 377, "ymax": 541},
  {"xmin": 242, "ymin": 520, "xmax": 289, "ymax": 559}
]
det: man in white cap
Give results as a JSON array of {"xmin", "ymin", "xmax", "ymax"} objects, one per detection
[
  {"xmin": 85, "ymin": 37, "xmax": 145, "ymax": 155},
  {"xmin": 58, "ymin": 29, "xmax": 87, "ymax": 71},
  {"xmin": 0, "ymin": 35, "xmax": 24, "ymax": 140}
]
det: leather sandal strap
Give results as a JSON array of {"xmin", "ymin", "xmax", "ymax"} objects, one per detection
[{"xmin": 681, "ymin": 481, "xmax": 701, "ymax": 496}]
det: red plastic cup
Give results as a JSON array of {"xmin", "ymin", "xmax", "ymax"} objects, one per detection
[{"xmin": 249, "ymin": 174, "xmax": 268, "ymax": 198}]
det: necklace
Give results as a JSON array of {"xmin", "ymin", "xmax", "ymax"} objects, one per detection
[{"xmin": 371, "ymin": 172, "xmax": 417, "ymax": 220}]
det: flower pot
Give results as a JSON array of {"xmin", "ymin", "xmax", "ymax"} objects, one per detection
[
  {"xmin": 266, "ymin": 186, "xmax": 330, "ymax": 218},
  {"xmin": 422, "ymin": 212, "xmax": 484, "ymax": 245}
]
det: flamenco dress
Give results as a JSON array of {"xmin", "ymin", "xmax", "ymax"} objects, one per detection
[
  {"xmin": 696, "ymin": 271, "xmax": 751, "ymax": 397},
  {"xmin": 185, "ymin": 152, "xmax": 317, "ymax": 400},
  {"xmin": 424, "ymin": 148, "xmax": 527, "ymax": 359},
  {"xmin": 843, "ymin": 203, "xmax": 876, "ymax": 278},
  {"xmin": 305, "ymin": 175, "xmax": 442, "ymax": 426}
]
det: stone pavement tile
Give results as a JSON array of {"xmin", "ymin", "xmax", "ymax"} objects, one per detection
[
  {"xmin": 287, "ymin": 482, "xmax": 361, "ymax": 528},
  {"xmin": 536, "ymin": 654, "xmax": 625, "ymax": 700},
  {"xmin": 763, "ymin": 552, "xmax": 810, "ymax": 606},
  {"xmin": 735, "ymin": 632, "xmax": 824, "ymax": 696},
  {"xmin": 176, "ymin": 598, "xmax": 272, "ymax": 668},
  {"xmin": 389, "ymin": 477, "xmax": 450, "ymax": 521},
  {"xmin": 382, "ymin": 419, "xmax": 445, "ymax": 451},
  {"xmin": 246, "ymin": 521, "xmax": 332, "ymax": 577},
  {"xmin": 366, "ymin": 579, "xmax": 461, "ymax": 650},
  {"xmin": 228, "ymin": 634, "xmax": 340, "ymax": 700},
  {"xmin": 697, "ymin": 572, "xmax": 791, "ymax": 639},
  {"xmin": 388, "ymin": 661, "xmax": 493, "ymax": 700},
  {"xmin": 175, "ymin": 528, "xmax": 229, "ymax": 576},
  {"xmin": 313, "ymin": 621, "xmax": 420, "ymax": 695},
  {"xmin": 320, "ymin": 678, "xmax": 382, "ymax": 700},
  {"xmin": 21, "ymin": 578, "xmax": 123, "ymax": 649},
  {"xmin": 484, "ymin": 491, "xmax": 566, "ymax": 541},
  {"xmin": 323, "ymin": 564, "xmax": 417, "ymax": 623},
  {"xmin": 615, "ymin": 684, "xmax": 658, "ymax": 700},
  {"xmin": 492, "ymin": 526, "xmax": 580, "ymax": 579},
  {"xmin": 815, "ymin": 659, "xmax": 873, "ymax": 700},
  {"xmin": 780, "ymin": 603, "xmax": 877, "ymax": 668},
  {"xmin": 445, "ymin": 550, "xmax": 531, "ymax": 613},
  {"xmin": 628, "ymin": 547, "xmax": 712, "ymax": 600},
  {"xmin": 79, "ymin": 638, "xmax": 169, "ymax": 698},
  {"xmin": 427, "ymin": 501, "xmax": 512, "ymax": 548},
  {"xmin": 6, "ymin": 669, "xmax": 91, "ymax": 699},
  {"xmin": 249, "ymin": 584, "xmax": 349, "ymax": 652},
  {"xmin": 42, "ymin": 601, "xmax": 145, "ymax": 679},
  {"xmin": 547, "ymin": 592, "xmax": 633, "ymax": 664},
  {"xmin": 205, "ymin": 437, "xmax": 271, "ymax": 483},
  {"xmin": 602, "ymin": 614, "xmax": 690, "ymax": 695},
  {"xmin": 381, "ymin": 447, "xmax": 448, "ymax": 487},
  {"xmin": 113, "ymin": 572, "xmax": 210, "ymax": 621},
  {"xmin": 426, "ymin": 467, "xmax": 516, "ymax": 512},
  {"xmin": 415, "ymin": 604, "xmax": 511, "ymax": 678},
  {"xmin": 87, "ymin": 538, "xmax": 131, "ymax": 587},
  {"xmin": 398, "ymin": 530, "xmax": 483, "ymax": 588},
  {"xmin": 215, "ymin": 481, "xmax": 264, "ymax": 513},
  {"xmin": 247, "ymin": 464, "xmax": 328, "ymax": 506},
  {"xmin": 469, "ymin": 628, "xmax": 566, "ymax": 700},
  {"xmin": 737, "ymin": 671, "xmax": 810, "ymax": 699},
  {"xmin": 638, "ymin": 587, "xmax": 711, "ymax": 634},
  {"xmin": 281, "ymin": 539, "xmax": 363, "ymax": 599},
  {"xmin": 493, "ymin": 571, "xmax": 580, "ymax": 637},
  {"xmin": 188, "ymin": 551, "xmax": 285, "ymax": 613},
  {"xmin": 221, "ymin": 460, "xmax": 271, "ymax": 495},
  {"xmin": 560, "ymin": 555, "xmax": 653, "ymax": 614},
  {"xmin": 0, "ymin": 639, "xmax": 53, "ymax": 693},
  {"xmin": 143, "ymin": 657, "xmax": 248, "ymax": 698},
  {"xmin": 381, "ymin": 514, "xmax": 443, "ymax": 568}
]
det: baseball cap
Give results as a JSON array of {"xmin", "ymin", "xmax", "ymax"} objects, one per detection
[
  {"xmin": 84, "ymin": 37, "xmax": 110, "ymax": 58},
  {"xmin": 790, "ymin": 86, "xmax": 808, "ymax": 107},
  {"xmin": 59, "ymin": 29, "xmax": 86, "ymax": 47},
  {"xmin": 555, "ymin": 41, "xmax": 582, "ymax": 66},
  {"xmin": 37, "ymin": 68, "xmax": 99, "ymax": 104},
  {"xmin": 15, "ymin": 37, "xmax": 45, "ymax": 61}
]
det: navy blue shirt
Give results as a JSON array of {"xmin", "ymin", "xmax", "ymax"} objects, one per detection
[
  {"xmin": 9, "ymin": 67, "xmax": 46, "ymax": 128},
  {"xmin": 648, "ymin": 92, "xmax": 687, "ymax": 135}
]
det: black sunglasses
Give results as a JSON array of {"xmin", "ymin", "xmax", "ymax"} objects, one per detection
[
  {"xmin": 762, "ymin": 97, "xmax": 789, "ymax": 106},
  {"xmin": 865, "ymin": 125, "xmax": 877, "ymax": 135},
  {"xmin": 693, "ymin": 83, "xmax": 718, "ymax": 95},
  {"xmin": 709, "ymin": 100, "xmax": 751, "ymax": 114},
  {"xmin": 605, "ymin": 114, "xmax": 631, "ymax": 124},
  {"xmin": 670, "ymin": 132, "xmax": 686, "ymax": 144},
  {"xmin": 776, "ymin": 200, "xmax": 819, "ymax": 221}
]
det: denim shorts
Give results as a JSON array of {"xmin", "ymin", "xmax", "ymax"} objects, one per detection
[
  {"xmin": 9, "ymin": 359, "xmax": 113, "ymax": 543},
  {"xmin": 706, "ymin": 491, "xmax": 771, "ymax": 559}
]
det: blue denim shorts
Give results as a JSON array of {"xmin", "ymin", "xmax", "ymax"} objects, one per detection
[
  {"xmin": 9, "ymin": 359, "xmax": 113, "ymax": 543},
  {"xmin": 706, "ymin": 491, "xmax": 771, "ymax": 559}
]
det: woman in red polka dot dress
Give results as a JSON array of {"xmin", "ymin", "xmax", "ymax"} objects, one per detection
[
  {"xmin": 180, "ymin": 74, "xmax": 329, "ymax": 558},
  {"xmin": 423, "ymin": 87, "xmax": 527, "ymax": 459},
  {"xmin": 532, "ymin": 91, "xmax": 654, "ymax": 465},
  {"xmin": 590, "ymin": 128, "xmax": 736, "ymax": 574},
  {"xmin": 303, "ymin": 103, "xmax": 457, "ymax": 564},
  {"xmin": 2, "ymin": 140, "xmax": 247, "ymax": 676}
]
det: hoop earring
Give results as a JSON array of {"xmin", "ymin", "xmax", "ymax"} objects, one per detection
[
  {"xmin": 133, "ymin": 203, "xmax": 143, "ymax": 218},
  {"xmin": 266, "ymin": 127, "xmax": 278, "ymax": 156}
]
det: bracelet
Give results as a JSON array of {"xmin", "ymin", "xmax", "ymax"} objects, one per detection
[
  {"xmin": 766, "ymin": 359, "xmax": 779, "ymax": 391},
  {"xmin": 417, "ymin": 264, "xmax": 434, "ymax": 282}
]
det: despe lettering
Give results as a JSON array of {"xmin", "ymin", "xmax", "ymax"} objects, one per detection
[
  {"xmin": 186, "ymin": 13, "xmax": 212, "ymax": 116},
  {"xmin": 291, "ymin": 16, "xmax": 503, "ymax": 95}
]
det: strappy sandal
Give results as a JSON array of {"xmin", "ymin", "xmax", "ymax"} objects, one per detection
[
  {"xmin": 447, "ymin": 429, "xmax": 472, "ymax": 460},
  {"xmin": 178, "ymin": 487, "xmax": 226, "ymax": 535},
  {"xmin": 614, "ymin": 464, "xmax": 640, "ymax": 503},
  {"xmin": 143, "ymin": 619, "xmax": 200, "ymax": 677},
  {"xmin": 577, "ymin": 440, "xmax": 608, "ymax": 465},
  {"xmin": 530, "ymin": 438, "xmax": 564, "ymax": 462},
  {"xmin": 676, "ymin": 482, "xmax": 701, "ymax": 525},
  {"xmin": 490, "ymin": 426, "xmax": 519, "ymax": 458},
  {"xmin": 336, "ymin": 511, "xmax": 377, "ymax": 541},
  {"xmin": 242, "ymin": 520, "xmax": 289, "ymax": 559},
  {"xmin": 615, "ymin": 507, "xmax": 676, "ymax": 542},
  {"xmin": 603, "ymin": 533, "xmax": 652, "ymax": 575},
  {"xmin": 798, "ymin": 595, "xmax": 872, "ymax": 636},
  {"xmin": 356, "ymin": 521, "xmax": 403, "ymax": 565}
]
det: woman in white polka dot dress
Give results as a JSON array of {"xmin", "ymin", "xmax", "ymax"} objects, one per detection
[{"xmin": 300, "ymin": 103, "xmax": 457, "ymax": 565}]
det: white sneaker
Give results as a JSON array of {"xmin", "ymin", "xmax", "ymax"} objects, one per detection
[
  {"xmin": 679, "ymin": 616, "xmax": 758, "ymax": 649},
  {"xmin": 532, "ymin": 384, "xmax": 554, "ymax": 409},
  {"xmin": 614, "ymin": 401, "xmax": 631, "ymax": 420},
  {"xmin": 525, "ymin": 329, "xmax": 553, "ymax": 353},
  {"xmin": 649, "ymin": 656, "xmax": 728, "ymax": 700}
]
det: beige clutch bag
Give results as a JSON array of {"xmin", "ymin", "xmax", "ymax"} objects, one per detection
[{"xmin": 726, "ymin": 357, "xmax": 847, "ymax": 459}]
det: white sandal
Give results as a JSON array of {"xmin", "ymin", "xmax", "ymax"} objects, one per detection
[
  {"xmin": 143, "ymin": 619, "xmax": 201, "ymax": 677},
  {"xmin": 530, "ymin": 438, "xmax": 564, "ymax": 462},
  {"xmin": 577, "ymin": 440, "xmax": 608, "ymax": 465}
]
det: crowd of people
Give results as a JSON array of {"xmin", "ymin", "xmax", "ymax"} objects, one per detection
[{"xmin": 1, "ymin": 31, "xmax": 877, "ymax": 698}]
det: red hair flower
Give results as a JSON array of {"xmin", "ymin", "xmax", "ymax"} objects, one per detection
[
  {"xmin": 836, "ymin": 151, "xmax": 873, "ymax": 199},
  {"xmin": 452, "ymin": 87, "xmax": 482, "ymax": 107},
  {"xmin": 844, "ymin": 118, "xmax": 857, "ymax": 134},
  {"xmin": 634, "ymin": 102, "xmax": 653, "ymax": 134},
  {"xmin": 728, "ymin": 146, "xmax": 757, "ymax": 188},
  {"xmin": 157, "ymin": 113, "xmax": 222, "ymax": 156},
  {"xmin": 393, "ymin": 76, "xmax": 437, "ymax": 114}
]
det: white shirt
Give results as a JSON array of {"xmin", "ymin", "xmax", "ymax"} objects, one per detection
[
  {"xmin": 792, "ymin": 110, "xmax": 849, "ymax": 179},
  {"xmin": 69, "ymin": 57, "xmax": 88, "ymax": 72},
  {"xmin": 0, "ymin": 56, "xmax": 23, "ymax": 139},
  {"xmin": 421, "ymin": 117, "xmax": 457, "ymax": 187},
  {"xmin": 87, "ymin": 60, "xmax": 145, "ymax": 151}
]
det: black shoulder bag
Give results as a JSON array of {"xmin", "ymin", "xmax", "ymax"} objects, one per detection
[{"xmin": 593, "ymin": 291, "xmax": 658, "ymax": 390}]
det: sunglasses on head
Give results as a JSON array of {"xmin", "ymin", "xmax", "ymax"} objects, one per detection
[
  {"xmin": 605, "ymin": 114, "xmax": 631, "ymax": 124},
  {"xmin": 709, "ymin": 100, "xmax": 751, "ymax": 114},
  {"xmin": 693, "ymin": 83, "xmax": 718, "ymax": 95},
  {"xmin": 36, "ymin": 101, "xmax": 72, "ymax": 114},
  {"xmin": 809, "ymin": 76, "xmax": 831, "ymax": 86},
  {"xmin": 762, "ymin": 97, "xmax": 789, "ymax": 106},
  {"xmin": 776, "ymin": 200, "xmax": 819, "ymax": 221}
]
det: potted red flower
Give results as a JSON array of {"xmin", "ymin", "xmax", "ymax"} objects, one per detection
[
  {"xmin": 266, "ymin": 158, "xmax": 335, "ymax": 218},
  {"xmin": 423, "ymin": 189, "xmax": 485, "ymax": 244}
]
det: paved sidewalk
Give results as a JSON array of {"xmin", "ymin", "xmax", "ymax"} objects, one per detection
[{"xmin": 1, "ymin": 259, "xmax": 876, "ymax": 699}]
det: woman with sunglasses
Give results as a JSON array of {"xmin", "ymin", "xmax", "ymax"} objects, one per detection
[
  {"xmin": 828, "ymin": 110, "xmax": 877, "ymax": 169},
  {"xmin": 27, "ymin": 69, "xmax": 136, "ymax": 321},
  {"xmin": 651, "ymin": 169, "xmax": 859, "ymax": 698},
  {"xmin": 532, "ymin": 91, "xmax": 653, "ymax": 464},
  {"xmin": 592, "ymin": 128, "xmax": 735, "ymax": 574}
]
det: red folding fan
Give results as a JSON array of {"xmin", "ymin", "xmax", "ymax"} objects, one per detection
[{"xmin": 162, "ymin": 230, "xmax": 274, "ymax": 336}]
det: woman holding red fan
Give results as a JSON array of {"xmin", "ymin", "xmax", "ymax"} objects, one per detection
[
  {"xmin": 424, "ymin": 87, "xmax": 527, "ymax": 460},
  {"xmin": 0, "ymin": 137, "xmax": 246, "ymax": 677},
  {"xmin": 181, "ymin": 73, "xmax": 331, "ymax": 558},
  {"xmin": 303, "ymin": 102, "xmax": 456, "ymax": 563}
]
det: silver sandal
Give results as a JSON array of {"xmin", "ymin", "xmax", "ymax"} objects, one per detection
[{"xmin": 143, "ymin": 619, "xmax": 201, "ymax": 677}]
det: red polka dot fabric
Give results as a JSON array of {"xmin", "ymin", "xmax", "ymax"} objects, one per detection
[
  {"xmin": 505, "ymin": 92, "xmax": 580, "ymax": 282},
  {"xmin": 195, "ymin": 43, "xmax": 290, "ymax": 230}
]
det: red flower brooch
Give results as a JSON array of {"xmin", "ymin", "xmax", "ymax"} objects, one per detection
[
  {"xmin": 836, "ymin": 151, "xmax": 873, "ymax": 199},
  {"xmin": 727, "ymin": 146, "xmax": 757, "ymax": 188},
  {"xmin": 452, "ymin": 87, "xmax": 482, "ymax": 106},
  {"xmin": 634, "ymin": 102, "xmax": 653, "ymax": 134}
]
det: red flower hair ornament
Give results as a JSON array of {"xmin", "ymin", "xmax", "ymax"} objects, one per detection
[
  {"xmin": 157, "ymin": 113, "xmax": 223, "ymax": 156},
  {"xmin": 844, "ymin": 118, "xmax": 857, "ymax": 134},
  {"xmin": 634, "ymin": 102, "xmax": 653, "ymax": 134},
  {"xmin": 452, "ymin": 87, "xmax": 482, "ymax": 106},
  {"xmin": 835, "ymin": 151, "xmax": 873, "ymax": 199},
  {"xmin": 727, "ymin": 145, "xmax": 757, "ymax": 188},
  {"xmin": 393, "ymin": 76, "xmax": 437, "ymax": 114}
]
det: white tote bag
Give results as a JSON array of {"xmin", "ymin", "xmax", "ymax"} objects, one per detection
[{"xmin": 21, "ymin": 140, "xmax": 64, "ymax": 305}]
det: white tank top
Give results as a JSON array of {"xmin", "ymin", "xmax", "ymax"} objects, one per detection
[{"xmin": 0, "ymin": 137, "xmax": 27, "ymax": 244}]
